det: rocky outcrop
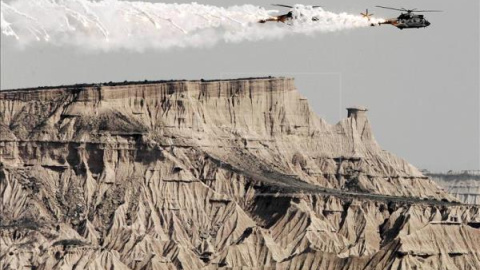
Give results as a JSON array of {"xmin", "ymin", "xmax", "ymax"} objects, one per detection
[
  {"xmin": 0, "ymin": 77, "xmax": 479, "ymax": 270},
  {"xmin": 428, "ymin": 171, "xmax": 480, "ymax": 205}
]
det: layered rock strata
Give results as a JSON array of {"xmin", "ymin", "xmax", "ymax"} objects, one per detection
[
  {"xmin": 1, "ymin": 77, "xmax": 478, "ymax": 270},
  {"xmin": 428, "ymin": 171, "xmax": 480, "ymax": 205}
]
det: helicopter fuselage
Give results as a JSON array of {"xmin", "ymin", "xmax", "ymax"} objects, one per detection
[
  {"xmin": 259, "ymin": 12, "xmax": 293, "ymax": 23},
  {"xmin": 258, "ymin": 6, "xmax": 321, "ymax": 24},
  {"xmin": 378, "ymin": 13, "xmax": 431, "ymax": 29}
]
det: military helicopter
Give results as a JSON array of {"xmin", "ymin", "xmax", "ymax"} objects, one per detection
[
  {"xmin": 374, "ymin": 6, "xmax": 442, "ymax": 29},
  {"xmin": 258, "ymin": 4, "xmax": 323, "ymax": 24}
]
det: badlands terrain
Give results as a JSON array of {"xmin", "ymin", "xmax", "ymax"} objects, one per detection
[
  {"xmin": 1, "ymin": 77, "xmax": 479, "ymax": 269},
  {"xmin": 428, "ymin": 171, "xmax": 480, "ymax": 205}
]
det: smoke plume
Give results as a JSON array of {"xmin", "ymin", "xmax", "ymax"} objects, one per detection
[{"xmin": 1, "ymin": 0, "xmax": 383, "ymax": 51}]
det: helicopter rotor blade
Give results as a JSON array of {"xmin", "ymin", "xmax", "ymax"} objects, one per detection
[
  {"xmin": 400, "ymin": 8, "xmax": 415, "ymax": 13},
  {"xmin": 376, "ymin": 6, "xmax": 442, "ymax": 13},
  {"xmin": 414, "ymin": 10, "xmax": 443, "ymax": 12},
  {"xmin": 312, "ymin": 6, "xmax": 323, "ymax": 8},
  {"xmin": 272, "ymin": 4, "xmax": 294, "ymax": 8},
  {"xmin": 375, "ymin": 6, "xmax": 405, "ymax": 12}
]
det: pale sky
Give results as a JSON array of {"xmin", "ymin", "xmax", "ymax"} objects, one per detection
[{"xmin": 1, "ymin": 0, "xmax": 479, "ymax": 172}]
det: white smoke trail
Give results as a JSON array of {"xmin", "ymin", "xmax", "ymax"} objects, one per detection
[{"xmin": 1, "ymin": 0, "xmax": 384, "ymax": 51}]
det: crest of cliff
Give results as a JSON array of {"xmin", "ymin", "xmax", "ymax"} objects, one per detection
[{"xmin": 1, "ymin": 77, "xmax": 479, "ymax": 270}]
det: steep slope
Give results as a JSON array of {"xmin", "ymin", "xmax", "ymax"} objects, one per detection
[
  {"xmin": 0, "ymin": 78, "xmax": 447, "ymax": 198},
  {"xmin": 0, "ymin": 77, "xmax": 478, "ymax": 270}
]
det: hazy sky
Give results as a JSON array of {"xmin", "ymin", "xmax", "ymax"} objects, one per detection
[{"xmin": 1, "ymin": 0, "xmax": 479, "ymax": 172}]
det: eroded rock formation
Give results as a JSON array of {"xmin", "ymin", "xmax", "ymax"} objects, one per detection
[
  {"xmin": 428, "ymin": 171, "xmax": 480, "ymax": 205},
  {"xmin": 1, "ymin": 77, "xmax": 479, "ymax": 270}
]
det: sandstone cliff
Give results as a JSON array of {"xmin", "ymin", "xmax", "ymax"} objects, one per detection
[
  {"xmin": 1, "ymin": 77, "xmax": 479, "ymax": 270},
  {"xmin": 428, "ymin": 171, "xmax": 480, "ymax": 205}
]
